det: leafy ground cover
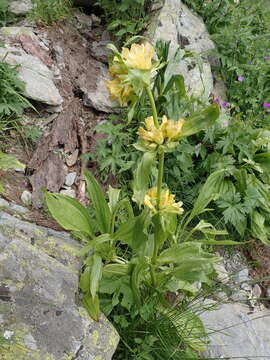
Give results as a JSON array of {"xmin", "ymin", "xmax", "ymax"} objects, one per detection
[{"xmin": 182, "ymin": 0, "xmax": 270, "ymax": 127}]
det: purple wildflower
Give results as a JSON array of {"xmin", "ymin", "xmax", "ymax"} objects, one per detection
[
  {"xmin": 221, "ymin": 102, "xmax": 230, "ymax": 108},
  {"xmin": 237, "ymin": 76, "xmax": 245, "ymax": 82},
  {"xmin": 264, "ymin": 56, "xmax": 269, "ymax": 60},
  {"xmin": 263, "ymin": 103, "xmax": 270, "ymax": 108}
]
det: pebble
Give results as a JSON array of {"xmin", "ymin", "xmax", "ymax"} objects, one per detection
[
  {"xmin": 66, "ymin": 149, "xmax": 79, "ymax": 167},
  {"xmin": 60, "ymin": 189, "xmax": 76, "ymax": 198},
  {"xmin": 21, "ymin": 190, "xmax": 32, "ymax": 206},
  {"xmin": 214, "ymin": 262, "xmax": 230, "ymax": 284},
  {"xmin": 252, "ymin": 284, "xmax": 262, "ymax": 299},
  {"xmin": 65, "ymin": 172, "xmax": 77, "ymax": 187},
  {"xmin": 0, "ymin": 197, "xmax": 9, "ymax": 208}
]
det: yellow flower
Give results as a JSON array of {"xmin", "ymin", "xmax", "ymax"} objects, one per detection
[
  {"xmin": 121, "ymin": 42, "xmax": 154, "ymax": 70},
  {"xmin": 161, "ymin": 115, "xmax": 185, "ymax": 140},
  {"xmin": 107, "ymin": 77, "xmax": 133, "ymax": 106},
  {"xmin": 137, "ymin": 115, "xmax": 185, "ymax": 151},
  {"xmin": 138, "ymin": 116, "xmax": 164, "ymax": 146},
  {"xmin": 144, "ymin": 187, "xmax": 184, "ymax": 215}
]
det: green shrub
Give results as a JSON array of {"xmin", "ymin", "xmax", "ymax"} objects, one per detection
[
  {"xmin": 28, "ymin": 0, "xmax": 73, "ymax": 25},
  {"xmin": 96, "ymin": 0, "xmax": 149, "ymax": 43},
  {"xmin": 0, "ymin": 62, "xmax": 30, "ymax": 119},
  {"xmin": 0, "ymin": 0, "xmax": 15, "ymax": 27},
  {"xmin": 182, "ymin": 0, "xmax": 270, "ymax": 127}
]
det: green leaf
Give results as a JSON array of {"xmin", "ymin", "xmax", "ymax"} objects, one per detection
[
  {"xmin": 90, "ymin": 254, "xmax": 103, "ymax": 300},
  {"xmin": 181, "ymin": 104, "xmax": 220, "ymax": 137},
  {"xmin": 45, "ymin": 192, "xmax": 94, "ymax": 237},
  {"xmin": 250, "ymin": 210, "xmax": 270, "ymax": 244},
  {"xmin": 82, "ymin": 294, "xmax": 100, "ymax": 321},
  {"xmin": 188, "ymin": 169, "xmax": 226, "ymax": 222},
  {"xmin": 107, "ymin": 186, "xmax": 121, "ymax": 214},
  {"xmin": 133, "ymin": 152, "xmax": 156, "ymax": 206},
  {"xmin": 0, "ymin": 152, "xmax": 25, "ymax": 171},
  {"xmin": 84, "ymin": 169, "xmax": 111, "ymax": 233},
  {"xmin": 158, "ymin": 243, "xmax": 204, "ymax": 265},
  {"xmin": 78, "ymin": 234, "xmax": 111, "ymax": 256},
  {"xmin": 102, "ymin": 263, "xmax": 129, "ymax": 276}
]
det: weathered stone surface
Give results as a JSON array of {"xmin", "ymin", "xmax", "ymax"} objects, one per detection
[
  {"xmin": 201, "ymin": 302, "xmax": 270, "ymax": 359},
  {"xmin": 0, "ymin": 27, "xmax": 62, "ymax": 106},
  {"xmin": 148, "ymin": 0, "xmax": 215, "ymax": 99},
  {"xmin": 78, "ymin": 60, "xmax": 117, "ymax": 113},
  {"xmin": 9, "ymin": 0, "xmax": 33, "ymax": 15},
  {"xmin": 0, "ymin": 211, "xmax": 119, "ymax": 359}
]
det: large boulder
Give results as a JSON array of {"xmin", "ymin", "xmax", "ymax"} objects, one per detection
[
  {"xmin": 0, "ymin": 208, "xmax": 119, "ymax": 360},
  {"xmin": 147, "ymin": 0, "xmax": 215, "ymax": 99},
  {"xmin": 0, "ymin": 27, "xmax": 63, "ymax": 106},
  {"xmin": 9, "ymin": 0, "xmax": 33, "ymax": 15},
  {"xmin": 201, "ymin": 301, "xmax": 270, "ymax": 359}
]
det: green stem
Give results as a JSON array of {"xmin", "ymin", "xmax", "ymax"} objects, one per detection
[
  {"xmin": 157, "ymin": 150, "xmax": 164, "ymax": 211},
  {"xmin": 149, "ymin": 264, "xmax": 156, "ymax": 287},
  {"xmin": 146, "ymin": 86, "xmax": 159, "ymax": 127}
]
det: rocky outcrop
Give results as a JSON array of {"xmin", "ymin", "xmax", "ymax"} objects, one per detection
[
  {"xmin": 0, "ymin": 206, "xmax": 119, "ymax": 360},
  {"xmin": 201, "ymin": 302, "xmax": 270, "ymax": 359},
  {"xmin": 147, "ymin": 0, "xmax": 215, "ymax": 100},
  {"xmin": 0, "ymin": 27, "xmax": 63, "ymax": 106},
  {"xmin": 9, "ymin": 0, "xmax": 33, "ymax": 15}
]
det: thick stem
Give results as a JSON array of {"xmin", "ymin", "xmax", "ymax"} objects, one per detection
[{"xmin": 146, "ymin": 86, "xmax": 159, "ymax": 127}]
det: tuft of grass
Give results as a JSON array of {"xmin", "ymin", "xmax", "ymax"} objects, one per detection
[
  {"xmin": 0, "ymin": 0, "xmax": 15, "ymax": 27},
  {"xmin": 27, "ymin": 0, "xmax": 74, "ymax": 25}
]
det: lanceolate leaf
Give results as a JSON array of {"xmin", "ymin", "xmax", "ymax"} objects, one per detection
[
  {"xmin": 90, "ymin": 254, "xmax": 103, "ymax": 300},
  {"xmin": 45, "ymin": 192, "xmax": 94, "ymax": 237},
  {"xmin": 84, "ymin": 169, "xmax": 111, "ymax": 234},
  {"xmin": 82, "ymin": 294, "xmax": 100, "ymax": 322},
  {"xmin": 181, "ymin": 104, "xmax": 220, "ymax": 138},
  {"xmin": 133, "ymin": 151, "xmax": 156, "ymax": 206}
]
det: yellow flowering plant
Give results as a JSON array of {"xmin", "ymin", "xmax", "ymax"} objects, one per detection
[{"xmin": 45, "ymin": 42, "xmax": 237, "ymax": 355}]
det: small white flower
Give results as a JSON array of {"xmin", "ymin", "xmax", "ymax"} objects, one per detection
[{"xmin": 3, "ymin": 330, "xmax": 14, "ymax": 340}]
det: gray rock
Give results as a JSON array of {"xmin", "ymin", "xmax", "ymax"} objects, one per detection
[
  {"xmin": 74, "ymin": 10, "xmax": 92, "ymax": 30},
  {"xmin": 0, "ymin": 211, "xmax": 119, "ymax": 359},
  {"xmin": 90, "ymin": 40, "xmax": 111, "ymax": 63},
  {"xmin": 0, "ymin": 198, "xmax": 10, "ymax": 209},
  {"xmin": 82, "ymin": 62, "xmax": 118, "ymax": 112},
  {"xmin": 66, "ymin": 149, "xmax": 79, "ymax": 167},
  {"xmin": 0, "ymin": 27, "xmax": 63, "ymax": 106},
  {"xmin": 91, "ymin": 14, "xmax": 101, "ymax": 27},
  {"xmin": 9, "ymin": 0, "xmax": 33, "ymax": 15},
  {"xmin": 65, "ymin": 172, "xmax": 77, "ymax": 187},
  {"xmin": 252, "ymin": 284, "xmax": 262, "ymax": 299},
  {"xmin": 233, "ymin": 268, "xmax": 252, "ymax": 291},
  {"xmin": 60, "ymin": 188, "xmax": 76, "ymax": 198},
  {"xmin": 266, "ymin": 287, "xmax": 270, "ymax": 299},
  {"xmin": 21, "ymin": 190, "xmax": 32, "ymax": 206},
  {"xmin": 201, "ymin": 301, "xmax": 270, "ymax": 359},
  {"xmin": 45, "ymin": 104, "xmax": 63, "ymax": 113},
  {"xmin": 230, "ymin": 289, "xmax": 249, "ymax": 303},
  {"xmin": 147, "ymin": 0, "xmax": 215, "ymax": 99},
  {"xmin": 214, "ymin": 262, "xmax": 230, "ymax": 284}
]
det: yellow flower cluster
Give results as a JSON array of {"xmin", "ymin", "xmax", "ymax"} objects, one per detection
[
  {"xmin": 144, "ymin": 187, "xmax": 184, "ymax": 215},
  {"xmin": 121, "ymin": 42, "xmax": 155, "ymax": 70},
  {"xmin": 107, "ymin": 42, "xmax": 155, "ymax": 106},
  {"xmin": 138, "ymin": 115, "xmax": 185, "ymax": 150}
]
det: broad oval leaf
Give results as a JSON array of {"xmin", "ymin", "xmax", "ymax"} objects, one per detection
[
  {"xmin": 90, "ymin": 254, "xmax": 103, "ymax": 300},
  {"xmin": 45, "ymin": 192, "xmax": 94, "ymax": 237}
]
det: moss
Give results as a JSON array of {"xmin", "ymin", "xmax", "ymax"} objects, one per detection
[{"xmin": 92, "ymin": 330, "xmax": 99, "ymax": 346}]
